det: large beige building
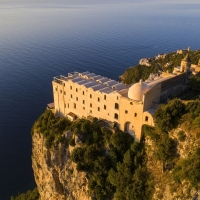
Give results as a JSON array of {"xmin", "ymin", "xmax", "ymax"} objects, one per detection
[{"xmin": 52, "ymin": 66, "xmax": 188, "ymax": 141}]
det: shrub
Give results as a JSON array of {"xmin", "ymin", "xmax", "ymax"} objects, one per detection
[
  {"xmin": 10, "ymin": 188, "xmax": 39, "ymax": 200},
  {"xmin": 69, "ymin": 137, "xmax": 75, "ymax": 146},
  {"xmin": 177, "ymin": 130, "xmax": 186, "ymax": 142}
]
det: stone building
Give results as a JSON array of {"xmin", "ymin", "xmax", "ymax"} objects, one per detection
[
  {"xmin": 191, "ymin": 59, "xmax": 200, "ymax": 74},
  {"xmin": 180, "ymin": 54, "xmax": 191, "ymax": 73},
  {"xmin": 52, "ymin": 67, "xmax": 188, "ymax": 141},
  {"xmin": 139, "ymin": 58, "xmax": 151, "ymax": 66}
]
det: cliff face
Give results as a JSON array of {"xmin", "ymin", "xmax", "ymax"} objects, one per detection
[
  {"xmin": 145, "ymin": 127, "xmax": 200, "ymax": 200},
  {"xmin": 32, "ymin": 131, "xmax": 92, "ymax": 200}
]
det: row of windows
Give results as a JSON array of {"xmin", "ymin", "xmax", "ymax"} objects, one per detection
[
  {"xmin": 62, "ymin": 93, "xmax": 119, "ymax": 110},
  {"xmin": 63, "ymin": 103, "xmax": 148, "ymax": 121},
  {"xmin": 57, "ymin": 87, "xmax": 119, "ymax": 101},
  {"xmin": 56, "ymin": 85, "xmax": 123, "ymax": 104},
  {"xmin": 58, "ymin": 89, "xmax": 108, "ymax": 101}
]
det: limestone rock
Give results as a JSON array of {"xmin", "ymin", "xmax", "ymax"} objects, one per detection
[{"xmin": 32, "ymin": 131, "xmax": 92, "ymax": 200}]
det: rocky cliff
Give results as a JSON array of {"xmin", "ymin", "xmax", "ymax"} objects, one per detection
[
  {"xmin": 32, "ymin": 99, "xmax": 200, "ymax": 200},
  {"xmin": 32, "ymin": 131, "xmax": 92, "ymax": 200}
]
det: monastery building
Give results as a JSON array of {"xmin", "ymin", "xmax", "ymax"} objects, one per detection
[{"xmin": 52, "ymin": 55, "xmax": 196, "ymax": 141}]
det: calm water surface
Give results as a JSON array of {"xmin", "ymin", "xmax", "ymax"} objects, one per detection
[{"xmin": 0, "ymin": 1, "xmax": 200, "ymax": 199}]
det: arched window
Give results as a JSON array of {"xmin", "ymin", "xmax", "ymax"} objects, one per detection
[
  {"xmin": 115, "ymin": 103, "xmax": 119, "ymax": 110},
  {"xmin": 114, "ymin": 113, "xmax": 118, "ymax": 120}
]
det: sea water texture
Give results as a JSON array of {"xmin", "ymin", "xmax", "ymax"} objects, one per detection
[{"xmin": 0, "ymin": 0, "xmax": 200, "ymax": 199}]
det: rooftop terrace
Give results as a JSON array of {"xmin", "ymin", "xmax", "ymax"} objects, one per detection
[{"xmin": 53, "ymin": 71, "xmax": 128, "ymax": 94}]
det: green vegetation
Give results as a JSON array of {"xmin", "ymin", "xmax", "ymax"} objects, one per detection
[
  {"xmin": 177, "ymin": 130, "xmax": 186, "ymax": 142},
  {"xmin": 182, "ymin": 100, "xmax": 200, "ymax": 136},
  {"xmin": 34, "ymin": 109, "xmax": 71, "ymax": 148},
  {"xmin": 121, "ymin": 64, "xmax": 159, "ymax": 85},
  {"xmin": 173, "ymin": 147, "xmax": 200, "ymax": 188},
  {"xmin": 144, "ymin": 99, "xmax": 200, "ymax": 193},
  {"xmin": 70, "ymin": 119, "xmax": 154, "ymax": 200},
  {"xmin": 187, "ymin": 75, "xmax": 200, "ymax": 91},
  {"xmin": 10, "ymin": 188, "xmax": 39, "ymax": 200},
  {"xmin": 32, "ymin": 111, "xmax": 155, "ymax": 199},
  {"xmin": 153, "ymin": 98, "xmax": 185, "ymax": 133},
  {"xmin": 121, "ymin": 50, "xmax": 200, "ymax": 85},
  {"xmin": 30, "ymin": 98, "xmax": 200, "ymax": 199}
]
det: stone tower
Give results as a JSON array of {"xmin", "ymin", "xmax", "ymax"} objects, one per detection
[{"xmin": 180, "ymin": 54, "xmax": 191, "ymax": 73}]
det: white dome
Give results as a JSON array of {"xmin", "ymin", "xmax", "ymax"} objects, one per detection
[{"xmin": 128, "ymin": 80, "xmax": 151, "ymax": 101}]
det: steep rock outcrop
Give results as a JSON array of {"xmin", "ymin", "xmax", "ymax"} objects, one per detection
[{"xmin": 32, "ymin": 131, "xmax": 92, "ymax": 200}]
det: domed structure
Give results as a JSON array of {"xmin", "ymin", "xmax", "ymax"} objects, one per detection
[{"xmin": 128, "ymin": 80, "xmax": 151, "ymax": 101}]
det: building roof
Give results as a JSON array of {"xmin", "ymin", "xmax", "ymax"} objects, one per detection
[
  {"xmin": 53, "ymin": 71, "xmax": 128, "ymax": 94},
  {"xmin": 47, "ymin": 102, "xmax": 54, "ymax": 109},
  {"xmin": 67, "ymin": 112, "xmax": 77, "ymax": 118}
]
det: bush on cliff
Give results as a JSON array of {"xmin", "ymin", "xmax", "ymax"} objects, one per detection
[
  {"xmin": 34, "ymin": 109, "xmax": 71, "ymax": 148},
  {"xmin": 153, "ymin": 98, "xmax": 185, "ymax": 133},
  {"xmin": 10, "ymin": 188, "xmax": 39, "ymax": 200},
  {"xmin": 173, "ymin": 147, "xmax": 200, "ymax": 188},
  {"xmin": 70, "ymin": 119, "xmax": 154, "ymax": 200}
]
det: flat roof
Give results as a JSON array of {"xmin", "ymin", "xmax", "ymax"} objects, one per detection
[{"xmin": 53, "ymin": 71, "xmax": 128, "ymax": 95}]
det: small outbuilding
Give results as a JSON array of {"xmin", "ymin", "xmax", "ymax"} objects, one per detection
[
  {"xmin": 47, "ymin": 102, "xmax": 54, "ymax": 110},
  {"xmin": 67, "ymin": 112, "xmax": 77, "ymax": 121}
]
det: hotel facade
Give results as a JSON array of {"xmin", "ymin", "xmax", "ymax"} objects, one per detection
[{"xmin": 52, "ymin": 69, "xmax": 187, "ymax": 141}]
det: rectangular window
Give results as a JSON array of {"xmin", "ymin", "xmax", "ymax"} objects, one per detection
[
  {"xmin": 117, "ymin": 96, "xmax": 118, "ymax": 100},
  {"xmin": 83, "ymin": 107, "xmax": 85, "ymax": 110},
  {"xmin": 76, "ymin": 97, "xmax": 78, "ymax": 101},
  {"xmin": 98, "ymin": 107, "xmax": 100, "ymax": 111},
  {"xmin": 74, "ymin": 103, "xmax": 76, "ymax": 109},
  {"xmin": 83, "ymin": 100, "xmax": 85, "ymax": 104},
  {"xmin": 76, "ymin": 88, "xmax": 78, "ymax": 92},
  {"xmin": 104, "ymin": 95, "xmax": 106, "ymax": 100},
  {"xmin": 104, "ymin": 105, "xmax": 106, "ymax": 110},
  {"xmin": 98, "ymin": 97, "xmax": 100, "ymax": 102},
  {"xmin": 134, "ymin": 113, "xmax": 137, "ymax": 117},
  {"xmin": 60, "ymin": 90, "xmax": 62, "ymax": 94},
  {"xmin": 82, "ymin": 91, "xmax": 85, "ymax": 95},
  {"xmin": 125, "ymin": 110, "xmax": 128, "ymax": 114},
  {"xmin": 145, "ymin": 116, "xmax": 148, "ymax": 122},
  {"xmin": 90, "ymin": 94, "xmax": 92, "ymax": 98},
  {"xmin": 90, "ymin": 110, "xmax": 92, "ymax": 113},
  {"xmin": 64, "ymin": 103, "xmax": 66, "ymax": 108},
  {"xmin": 90, "ymin": 103, "xmax": 92, "ymax": 108},
  {"xmin": 68, "ymin": 103, "xmax": 69, "ymax": 108},
  {"xmin": 63, "ymin": 83, "xmax": 65, "ymax": 87},
  {"xmin": 55, "ymin": 88, "xmax": 57, "ymax": 92},
  {"xmin": 71, "ymin": 94, "xmax": 73, "ymax": 98},
  {"xmin": 64, "ymin": 91, "xmax": 66, "ymax": 95},
  {"xmin": 70, "ymin": 86, "xmax": 72, "ymax": 90}
]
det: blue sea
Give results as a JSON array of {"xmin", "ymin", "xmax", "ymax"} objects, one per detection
[{"xmin": 0, "ymin": 1, "xmax": 200, "ymax": 199}]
